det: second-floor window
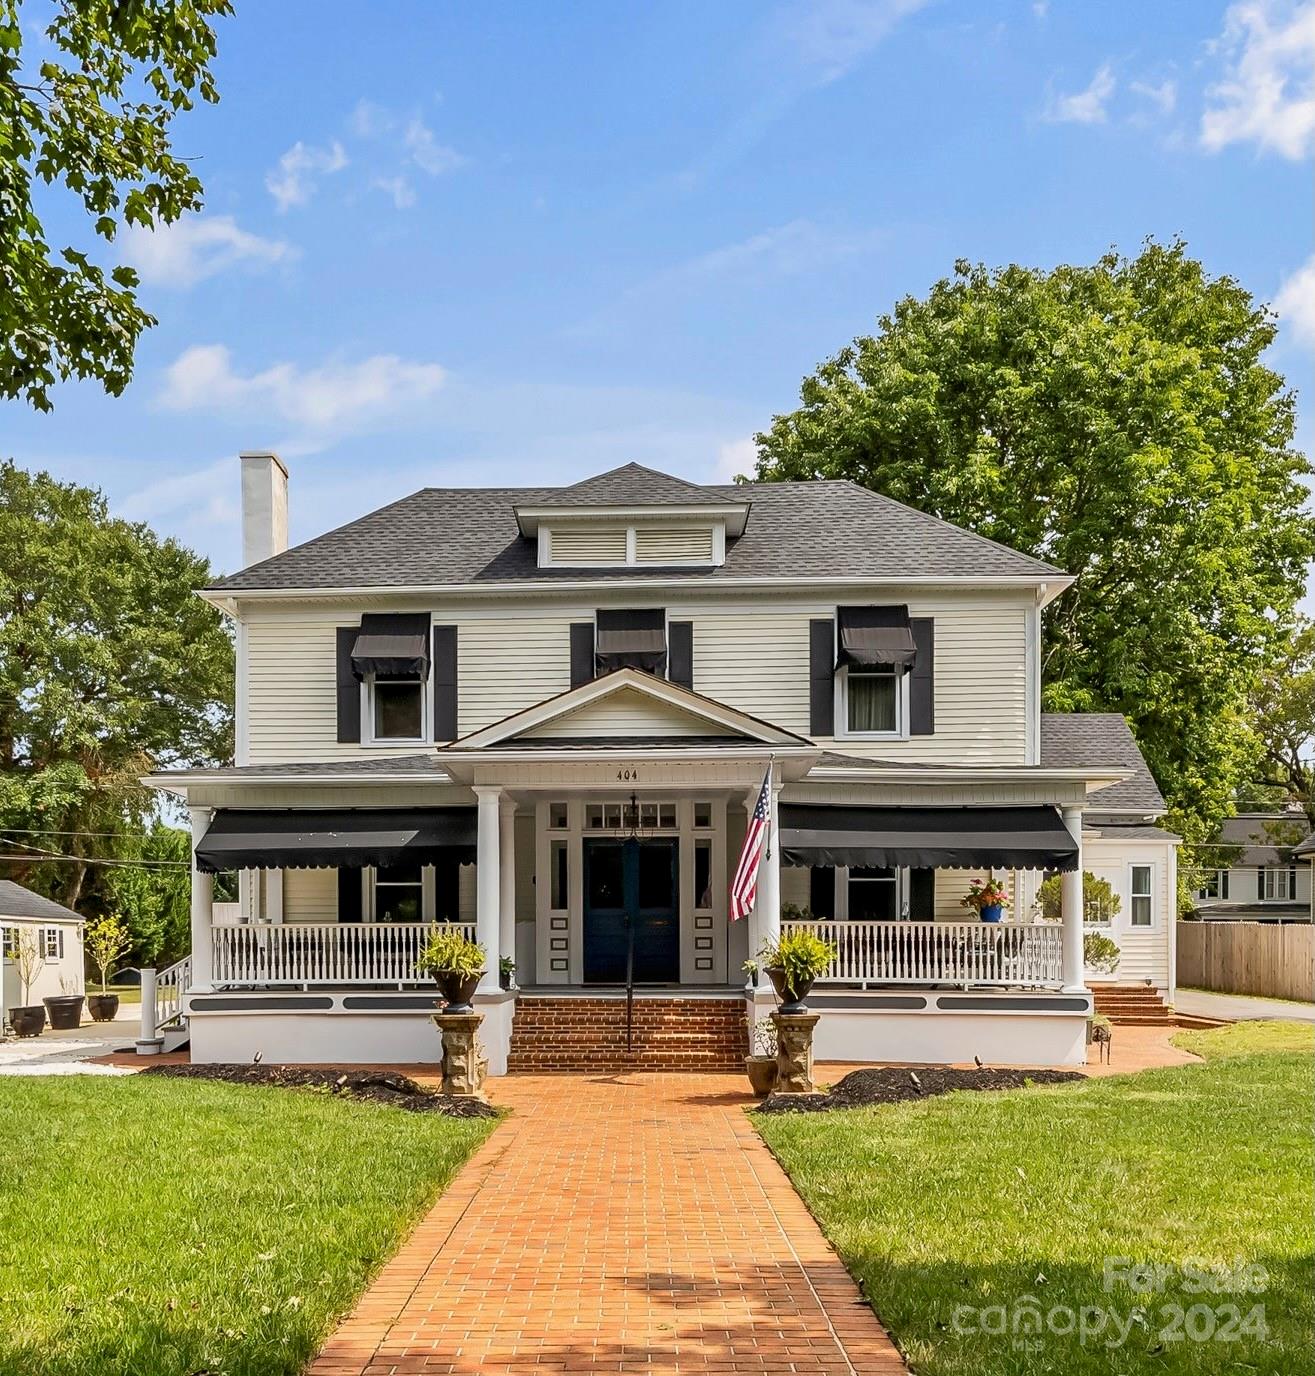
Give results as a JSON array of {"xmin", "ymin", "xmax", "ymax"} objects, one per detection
[
  {"xmin": 843, "ymin": 668, "xmax": 901, "ymax": 734},
  {"xmin": 365, "ymin": 673, "xmax": 429, "ymax": 744},
  {"xmin": 1260, "ymin": 866, "xmax": 1297, "ymax": 901},
  {"xmin": 1195, "ymin": 869, "xmax": 1228, "ymax": 900}
]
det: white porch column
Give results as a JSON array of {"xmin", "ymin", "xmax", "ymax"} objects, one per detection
[
  {"xmin": 498, "ymin": 798, "xmax": 516, "ymax": 986},
  {"xmin": 1060, "ymin": 805, "xmax": 1086, "ymax": 992},
  {"xmin": 754, "ymin": 783, "xmax": 784, "ymax": 956},
  {"xmin": 189, "ymin": 806, "xmax": 214, "ymax": 991},
  {"xmin": 474, "ymin": 786, "xmax": 502, "ymax": 994}
]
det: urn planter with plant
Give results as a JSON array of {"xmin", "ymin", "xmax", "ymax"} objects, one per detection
[
  {"xmin": 43, "ymin": 976, "xmax": 84, "ymax": 1030},
  {"xmin": 498, "ymin": 955, "xmax": 516, "ymax": 991},
  {"xmin": 758, "ymin": 930, "xmax": 838, "ymax": 1013},
  {"xmin": 961, "ymin": 877, "xmax": 1010, "ymax": 923},
  {"xmin": 10, "ymin": 929, "xmax": 47, "ymax": 1036},
  {"xmin": 744, "ymin": 1018, "xmax": 778, "ymax": 1097},
  {"xmin": 85, "ymin": 914, "xmax": 132, "ymax": 1022},
  {"xmin": 415, "ymin": 929, "xmax": 487, "ymax": 1013}
]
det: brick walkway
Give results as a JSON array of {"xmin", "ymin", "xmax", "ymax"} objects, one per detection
[{"xmin": 308, "ymin": 1072, "xmax": 906, "ymax": 1375}]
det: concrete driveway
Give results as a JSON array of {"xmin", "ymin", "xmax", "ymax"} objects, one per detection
[{"xmin": 1176, "ymin": 988, "xmax": 1315, "ymax": 1023}]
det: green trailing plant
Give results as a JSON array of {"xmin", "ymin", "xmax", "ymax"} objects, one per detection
[
  {"xmin": 414, "ymin": 929, "xmax": 486, "ymax": 980},
  {"xmin": 1083, "ymin": 933, "xmax": 1121, "ymax": 974},
  {"xmin": 85, "ymin": 913, "xmax": 132, "ymax": 994},
  {"xmin": 758, "ymin": 929, "xmax": 838, "ymax": 998}
]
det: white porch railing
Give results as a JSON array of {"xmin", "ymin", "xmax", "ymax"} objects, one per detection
[
  {"xmin": 156, "ymin": 954, "xmax": 192, "ymax": 1027},
  {"xmin": 212, "ymin": 922, "xmax": 477, "ymax": 987},
  {"xmin": 782, "ymin": 920, "xmax": 1064, "ymax": 988}
]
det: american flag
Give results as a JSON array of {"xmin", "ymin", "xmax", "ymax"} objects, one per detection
[{"xmin": 730, "ymin": 767, "xmax": 772, "ymax": 921}]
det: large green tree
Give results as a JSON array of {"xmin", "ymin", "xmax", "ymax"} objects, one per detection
[
  {"xmin": 0, "ymin": 462, "xmax": 233, "ymax": 916},
  {"xmin": 753, "ymin": 241, "xmax": 1314, "ymax": 838},
  {"xmin": 1, "ymin": 0, "xmax": 230, "ymax": 409},
  {"xmin": 1249, "ymin": 616, "xmax": 1315, "ymax": 830}
]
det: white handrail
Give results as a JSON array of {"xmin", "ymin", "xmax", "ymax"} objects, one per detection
[
  {"xmin": 156, "ymin": 953, "xmax": 192, "ymax": 1026},
  {"xmin": 211, "ymin": 922, "xmax": 477, "ymax": 987},
  {"xmin": 782, "ymin": 919, "xmax": 1064, "ymax": 988}
]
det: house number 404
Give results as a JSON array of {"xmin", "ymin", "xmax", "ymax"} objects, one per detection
[{"xmin": 616, "ymin": 768, "xmax": 640, "ymax": 781}]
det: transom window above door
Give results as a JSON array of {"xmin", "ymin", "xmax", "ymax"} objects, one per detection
[{"xmin": 585, "ymin": 801, "xmax": 677, "ymax": 831}]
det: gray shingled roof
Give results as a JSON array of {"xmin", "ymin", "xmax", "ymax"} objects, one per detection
[
  {"xmin": 1040, "ymin": 714, "xmax": 1165, "ymax": 813},
  {"xmin": 156, "ymin": 755, "xmax": 451, "ymax": 779},
  {"xmin": 0, "ymin": 880, "xmax": 84, "ymax": 923},
  {"xmin": 1214, "ymin": 813, "xmax": 1310, "ymax": 865},
  {"xmin": 209, "ymin": 465, "xmax": 1064, "ymax": 592},
  {"xmin": 1296, "ymin": 832, "xmax": 1315, "ymax": 858}
]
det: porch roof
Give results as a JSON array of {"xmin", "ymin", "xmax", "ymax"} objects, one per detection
[{"xmin": 779, "ymin": 803, "xmax": 1080, "ymax": 871}]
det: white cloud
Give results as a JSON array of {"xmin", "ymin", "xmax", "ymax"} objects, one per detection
[
  {"xmin": 1202, "ymin": 0, "xmax": 1315, "ymax": 158},
  {"xmin": 404, "ymin": 117, "xmax": 467, "ymax": 175},
  {"xmin": 1275, "ymin": 254, "xmax": 1315, "ymax": 346},
  {"xmin": 1032, "ymin": 0, "xmax": 1049, "ymax": 17},
  {"xmin": 265, "ymin": 140, "xmax": 349, "ymax": 211},
  {"xmin": 715, "ymin": 437, "xmax": 758, "ymax": 483},
  {"xmin": 157, "ymin": 345, "xmax": 446, "ymax": 434},
  {"xmin": 350, "ymin": 99, "xmax": 393, "ymax": 138},
  {"xmin": 373, "ymin": 175, "xmax": 417, "ymax": 209},
  {"xmin": 117, "ymin": 457, "xmax": 237, "ymax": 530},
  {"xmin": 772, "ymin": 0, "xmax": 930, "ymax": 85},
  {"xmin": 1131, "ymin": 78, "xmax": 1178, "ymax": 115},
  {"xmin": 1044, "ymin": 63, "xmax": 1117, "ymax": 124},
  {"xmin": 122, "ymin": 215, "xmax": 293, "ymax": 289}
]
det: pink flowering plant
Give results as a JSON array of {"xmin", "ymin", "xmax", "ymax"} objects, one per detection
[{"xmin": 959, "ymin": 877, "xmax": 1011, "ymax": 913}]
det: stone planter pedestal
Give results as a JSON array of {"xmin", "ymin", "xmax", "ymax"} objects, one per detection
[
  {"xmin": 432, "ymin": 1011, "xmax": 487, "ymax": 1097},
  {"xmin": 771, "ymin": 1010, "xmax": 821, "ymax": 1094}
]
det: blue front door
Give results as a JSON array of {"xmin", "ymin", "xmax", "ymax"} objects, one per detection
[{"xmin": 583, "ymin": 838, "xmax": 679, "ymax": 983}]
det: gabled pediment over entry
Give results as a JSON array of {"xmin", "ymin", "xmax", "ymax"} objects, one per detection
[{"xmin": 445, "ymin": 668, "xmax": 812, "ymax": 751}]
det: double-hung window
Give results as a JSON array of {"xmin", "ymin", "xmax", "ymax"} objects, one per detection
[
  {"xmin": 1129, "ymin": 865, "xmax": 1154, "ymax": 927},
  {"xmin": 352, "ymin": 612, "xmax": 433, "ymax": 746},
  {"xmin": 835, "ymin": 606, "xmax": 915, "ymax": 738},
  {"xmin": 1195, "ymin": 869, "xmax": 1228, "ymax": 901},
  {"xmin": 366, "ymin": 675, "xmax": 428, "ymax": 743},
  {"xmin": 847, "ymin": 866, "xmax": 902, "ymax": 921},
  {"xmin": 371, "ymin": 862, "xmax": 425, "ymax": 923},
  {"xmin": 845, "ymin": 670, "xmax": 900, "ymax": 734},
  {"xmin": 43, "ymin": 927, "xmax": 64, "ymax": 959},
  {"xmin": 1260, "ymin": 866, "xmax": 1296, "ymax": 901}
]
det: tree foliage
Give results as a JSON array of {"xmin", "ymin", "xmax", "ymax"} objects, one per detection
[
  {"xmin": 1249, "ymin": 617, "xmax": 1315, "ymax": 830},
  {"xmin": 0, "ymin": 0, "xmax": 231, "ymax": 409},
  {"xmin": 101, "ymin": 822, "xmax": 192, "ymax": 965},
  {"xmin": 0, "ymin": 462, "xmax": 232, "ymax": 918},
  {"xmin": 753, "ymin": 241, "xmax": 1314, "ymax": 838}
]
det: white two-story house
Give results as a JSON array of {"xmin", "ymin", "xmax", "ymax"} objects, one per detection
[{"xmin": 149, "ymin": 454, "xmax": 1178, "ymax": 1069}]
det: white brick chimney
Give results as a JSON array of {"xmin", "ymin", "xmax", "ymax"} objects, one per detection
[{"xmin": 240, "ymin": 451, "xmax": 288, "ymax": 568}]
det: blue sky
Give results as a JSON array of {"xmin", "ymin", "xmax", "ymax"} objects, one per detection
[{"xmin": 6, "ymin": 0, "xmax": 1314, "ymax": 603}]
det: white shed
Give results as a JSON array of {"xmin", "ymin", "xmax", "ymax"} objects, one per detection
[{"xmin": 0, "ymin": 880, "xmax": 86, "ymax": 1016}]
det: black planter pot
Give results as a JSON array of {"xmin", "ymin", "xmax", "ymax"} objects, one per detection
[
  {"xmin": 499, "ymin": 969, "xmax": 514, "ymax": 992},
  {"xmin": 86, "ymin": 993, "xmax": 120, "ymax": 1023},
  {"xmin": 10, "ymin": 1005, "xmax": 46, "ymax": 1038},
  {"xmin": 436, "ymin": 971, "xmax": 483, "ymax": 1014},
  {"xmin": 43, "ymin": 994, "xmax": 84, "ymax": 1030},
  {"xmin": 765, "ymin": 966, "xmax": 816, "ymax": 1014}
]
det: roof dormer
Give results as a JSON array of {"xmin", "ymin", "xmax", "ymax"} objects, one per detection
[{"xmin": 513, "ymin": 463, "xmax": 749, "ymax": 570}]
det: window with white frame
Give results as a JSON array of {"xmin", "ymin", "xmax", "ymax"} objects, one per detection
[
  {"xmin": 43, "ymin": 927, "xmax": 64, "ymax": 959},
  {"xmin": 371, "ymin": 861, "xmax": 425, "ymax": 922},
  {"xmin": 1129, "ymin": 865, "xmax": 1154, "ymax": 927},
  {"xmin": 846, "ymin": 866, "xmax": 902, "ymax": 921},
  {"xmin": 1195, "ymin": 869, "xmax": 1228, "ymax": 900},
  {"xmin": 363, "ymin": 673, "xmax": 428, "ymax": 744},
  {"xmin": 1260, "ymin": 866, "xmax": 1297, "ymax": 901},
  {"xmin": 841, "ymin": 667, "xmax": 902, "ymax": 735},
  {"xmin": 1, "ymin": 927, "xmax": 13, "ymax": 957}
]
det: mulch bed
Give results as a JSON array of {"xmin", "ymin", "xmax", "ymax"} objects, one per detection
[
  {"xmin": 756, "ymin": 1065, "xmax": 1085, "ymax": 1114},
  {"xmin": 141, "ymin": 1064, "xmax": 499, "ymax": 1118}
]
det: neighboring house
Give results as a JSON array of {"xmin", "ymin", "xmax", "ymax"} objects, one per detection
[
  {"xmin": 0, "ymin": 880, "xmax": 85, "ymax": 1018},
  {"xmin": 1191, "ymin": 812, "xmax": 1312, "ymax": 922},
  {"xmin": 149, "ymin": 454, "xmax": 1179, "ymax": 1069},
  {"xmin": 1295, "ymin": 834, "xmax": 1315, "ymax": 921}
]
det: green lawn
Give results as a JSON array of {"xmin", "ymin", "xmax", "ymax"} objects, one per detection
[
  {"xmin": 756, "ymin": 1023, "xmax": 1313, "ymax": 1376},
  {"xmin": 0, "ymin": 1077, "xmax": 494, "ymax": 1376}
]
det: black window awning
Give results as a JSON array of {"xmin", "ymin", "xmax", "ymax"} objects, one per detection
[
  {"xmin": 595, "ymin": 608, "xmax": 667, "ymax": 676},
  {"xmin": 194, "ymin": 808, "xmax": 476, "ymax": 873},
  {"xmin": 350, "ymin": 613, "xmax": 432, "ymax": 680},
  {"xmin": 780, "ymin": 804, "xmax": 1079, "ymax": 872},
  {"xmin": 837, "ymin": 605, "xmax": 916, "ymax": 671}
]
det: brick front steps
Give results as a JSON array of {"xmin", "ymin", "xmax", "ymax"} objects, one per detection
[
  {"xmin": 507, "ymin": 995, "xmax": 749, "ymax": 1072},
  {"xmin": 1091, "ymin": 983, "xmax": 1174, "ymax": 1025}
]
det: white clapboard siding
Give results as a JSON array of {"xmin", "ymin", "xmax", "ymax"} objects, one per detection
[
  {"xmin": 692, "ymin": 610, "xmax": 815, "ymax": 737},
  {"xmin": 282, "ymin": 868, "xmax": 339, "ymax": 922},
  {"xmin": 633, "ymin": 526, "xmax": 715, "ymax": 563},
  {"xmin": 455, "ymin": 613, "xmax": 576, "ymax": 736},
  {"xmin": 1082, "ymin": 833, "xmax": 1174, "ymax": 988},
  {"xmin": 525, "ymin": 687, "xmax": 713, "ymax": 738}
]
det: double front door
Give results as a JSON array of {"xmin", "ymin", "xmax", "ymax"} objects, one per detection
[{"xmin": 583, "ymin": 838, "xmax": 679, "ymax": 984}]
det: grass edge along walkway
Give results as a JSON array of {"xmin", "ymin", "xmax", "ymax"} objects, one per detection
[{"xmin": 755, "ymin": 1021, "xmax": 1314, "ymax": 1376}]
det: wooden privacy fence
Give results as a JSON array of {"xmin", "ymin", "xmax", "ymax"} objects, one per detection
[{"xmin": 1177, "ymin": 921, "xmax": 1315, "ymax": 1003}]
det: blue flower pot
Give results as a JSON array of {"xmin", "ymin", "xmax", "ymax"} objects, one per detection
[{"xmin": 980, "ymin": 903, "xmax": 1005, "ymax": 923}]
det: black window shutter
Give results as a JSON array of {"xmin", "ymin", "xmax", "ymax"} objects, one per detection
[
  {"xmin": 1221, "ymin": 870, "xmax": 1229, "ymax": 900},
  {"xmin": 569, "ymin": 622, "xmax": 595, "ymax": 689},
  {"xmin": 910, "ymin": 617, "xmax": 935, "ymax": 736},
  {"xmin": 809, "ymin": 619, "xmax": 835, "ymax": 736},
  {"xmin": 908, "ymin": 868, "xmax": 936, "ymax": 920},
  {"xmin": 1258, "ymin": 867, "xmax": 1266, "ymax": 900},
  {"xmin": 809, "ymin": 866, "xmax": 836, "ymax": 919},
  {"xmin": 432, "ymin": 624, "xmax": 458, "ymax": 741},
  {"xmin": 336, "ymin": 627, "xmax": 361, "ymax": 743},
  {"xmin": 668, "ymin": 620, "xmax": 694, "ymax": 689},
  {"xmin": 337, "ymin": 869, "xmax": 362, "ymax": 923}
]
